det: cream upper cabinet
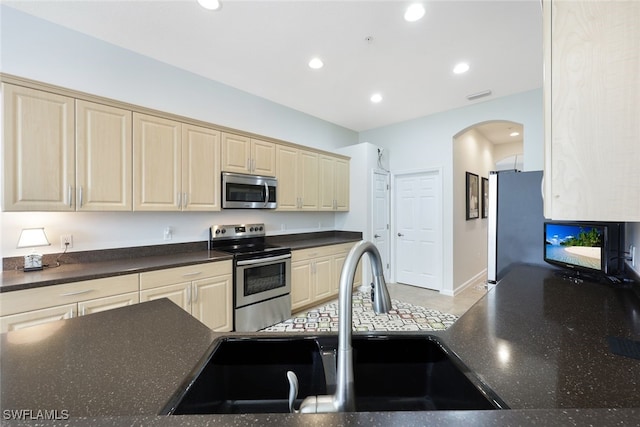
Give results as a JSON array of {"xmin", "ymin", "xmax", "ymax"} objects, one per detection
[
  {"xmin": 543, "ymin": 0, "xmax": 640, "ymax": 221},
  {"xmin": 319, "ymin": 155, "xmax": 350, "ymax": 211},
  {"xmin": 76, "ymin": 100, "xmax": 132, "ymax": 211},
  {"xmin": 334, "ymin": 158, "xmax": 350, "ymax": 211},
  {"xmin": 221, "ymin": 132, "xmax": 276, "ymax": 176},
  {"xmin": 298, "ymin": 150, "xmax": 319, "ymax": 210},
  {"xmin": 181, "ymin": 124, "xmax": 221, "ymax": 211},
  {"xmin": 133, "ymin": 113, "xmax": 182, "ymax": 211},
  {"xmin": 275, "ymin": 145, "xmax": 299, "ymax": 210},
  {"xmin": 2, "ymin": 83, "xmax": 75, "ymax": 211},
  {"xmin": 276, "ymin": 146, "xmax": 319, "ymax": 211}
]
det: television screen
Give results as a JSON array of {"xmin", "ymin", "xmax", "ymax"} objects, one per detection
[{"xmin": 544, "ymin": 222, "xmax": 606, "ymax": 274}]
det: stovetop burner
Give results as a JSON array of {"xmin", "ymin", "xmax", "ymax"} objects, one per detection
[{"xmin": 209, "ymin": 223, "xmax": 290, "ymax": 260}]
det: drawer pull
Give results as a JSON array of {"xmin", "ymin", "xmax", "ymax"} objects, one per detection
[
  {"xmin": 182, "ymin": 272, "xmax": 202, "ymax": 277},
  {"xmin": 60, "ymin": 289, "xmax": 94, "ymax": 297}
]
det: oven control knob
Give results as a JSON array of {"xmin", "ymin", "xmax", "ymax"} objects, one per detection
[
  {"xmin": 250, "ymin": 227, "xmax": 255, "ymax": 232},
  {"xmin": 221, "ymin": 229, "xmax": 226, "ymax": 234},
  {"xmin": 215, "ymin": 229, "xmax": 221, "ymax": 235}
]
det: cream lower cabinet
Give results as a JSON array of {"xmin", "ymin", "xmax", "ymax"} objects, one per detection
[
  {"xmin": 291, "ymin": 243, "xmax": 362, "ymax": 312},
  {"xmin": 0, "ymin": 274, "xmax": 139, "ymax": 333},
  {"xmin": 139, "ymin": 261, "xmax": 232, "ymax": 332}
]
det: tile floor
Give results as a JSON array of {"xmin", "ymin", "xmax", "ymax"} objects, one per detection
[{"xmin": 384, "ymin": 282, "xmax": 488, "ymax": 318}]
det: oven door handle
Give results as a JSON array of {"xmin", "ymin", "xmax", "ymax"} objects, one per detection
[
  {"xmin": 264, "ymin": 182, "xmax": 270, "ymax": 208},
  {"xmin": 236, "ymin": 253, "xmax": 291, "ymax": 266}
]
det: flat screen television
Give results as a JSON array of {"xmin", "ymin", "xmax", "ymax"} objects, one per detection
[{"xmin": 544, "ymin": 222, "xmax": 608, "ymax": 276}]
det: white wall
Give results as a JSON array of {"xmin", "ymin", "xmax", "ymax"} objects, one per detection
[
  {"xmin": 453, "ymin": 128, "xmax": 495, "ymax": 292},
  {"xmin": 359, "ymin": 89, "xmax": 543, "ymax": 294},
  {"xmin": 0, "ymin": 6, "xmax": 359, "ymax": 258}
]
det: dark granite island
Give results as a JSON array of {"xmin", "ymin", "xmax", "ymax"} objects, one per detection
[{"xmin": 2, "ymin": 265, "xmax": 640, "ymax": 426}]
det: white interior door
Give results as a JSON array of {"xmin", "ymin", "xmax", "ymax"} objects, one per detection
[
  {"xmin": 394, "ymin": 170, "xmax": 442, "ymax": 290},
  {"xmin": 372, "ymin": 171, "xmax": 391, "ymax": 279}
]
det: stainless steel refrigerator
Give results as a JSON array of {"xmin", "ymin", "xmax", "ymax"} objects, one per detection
[{"xmin": 487, "ymin": 170, "xmax": 545, "ymax": 284}]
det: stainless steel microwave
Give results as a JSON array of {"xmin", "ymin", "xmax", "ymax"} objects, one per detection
[{"xmin": 222, "ymin": 172, "xmax": 277, "ymax": 209}]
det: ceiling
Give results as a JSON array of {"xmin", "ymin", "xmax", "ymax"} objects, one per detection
[{"xmin": 4, "ymin": 0, "xmax": 543, "ymax": 135}]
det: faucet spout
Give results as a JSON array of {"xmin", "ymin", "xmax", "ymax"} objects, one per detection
[{"xmin": 295, "ymin": 240, "xmax": 391, "ymax": 413}]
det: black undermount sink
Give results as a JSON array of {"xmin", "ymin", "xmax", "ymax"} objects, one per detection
[{"xmin": 163, "ymin": 334, "xmax": 507, "ymax": 415}]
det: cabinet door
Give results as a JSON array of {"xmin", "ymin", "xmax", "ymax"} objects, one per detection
[
  {"xmin": 192, "ymin": 274, "xmax": 233, "ymax": 332},
  {"xmin": 298, "ymin": 150, "xmax": 319, "ymax": 210},
  {"xmin": 313, "ymin": 257, "xmax": 333, "ymax": 301},
  {"xmin": 182, "ymin": 124, "xmax": 220, "ymax": 211},
  {"xmin": 0, "ymin": 303, "xmax": 77, "ymax": 333},
  {"xmin": 334, "ymin": 158, "xmax": 350, "ymax": 211},
  {"xmin": 2, "ymin": 83, "xmax": 75, "ymax": 211},
  {"xmin": 140, "ymin": 283, "xmax": 191, "ymax": 313},
  {"xmin": 76, "ymin": 100, "xmax": 132, "ymax": 211},
  {"xmin": 251, "ymin": 138, "xmax": 276, "ymax": 176},
  {"xmin": 276, "ymin": 145, "xmax": 300, "ymax": 211},
  {"xmin": 291, "ymin": 260, "xmax": 313, "ymax": 311},
  {"xmin": 318, "ymin": 155, "xmax": 335, "ymax": 211},
  {"xmin": 221, "ymin": 132, "xmax": 251, "ymax": 173},
  {"xmin": 78, "ymin": 292, "xmax": 139, "ymax": 316},
  {"xmin": 544, "ymin": 0, "xmax": 640, "ymax": 220},
  {"xmin": 133, "ymin": 113, "xmax": 181, "ymax": 211}
]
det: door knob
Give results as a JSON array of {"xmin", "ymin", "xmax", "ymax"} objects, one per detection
[
  {"xmin": 397, "ymin": 233, "xmax": 404, "ymax": 237},
  {"xmin": 374, "ymin": 234, "xmax": 381, "ymax": 238}
]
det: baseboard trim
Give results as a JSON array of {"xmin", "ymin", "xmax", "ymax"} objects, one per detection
[{"xmin": 449, "ymin": 269, "xmax": 487, "ymax": 296}]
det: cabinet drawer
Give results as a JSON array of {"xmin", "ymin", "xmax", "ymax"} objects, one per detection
[
  {"xmin": 292, "ymin": 245, "xmax": 336, "ymax": 262},
  {"xmin": 139, "ymin": 261, "xmax": 232, "ymax": 290},
  {"xmin": 331, "ymin": 242, "xmax": 357, "ymax": 255},
  {"xmin": 0, "ymin": 274, "xmax": 139, "ymax": 317}
]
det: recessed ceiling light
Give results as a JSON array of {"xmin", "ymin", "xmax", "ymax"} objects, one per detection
[
  {"xmin": 370, "ymin": 93, "xmax": 383, "ymax": 103},
  {"xmin": 404, "ymin": 3, "xmax": 426, "ymax": 22},
  {"xmin": 510, "ymin": 131, "xmax": 520, "ymax": 137},
  {"xmin": 308, "ymin": 57, "xmax": 324, "ymax": 69},
  {"xmin": 197, "ymin": 0, "xmax": 221, "ymax": 11},
  {"xmin": 453, "ymin": 62, "xmax": 470, "ymax": 74}
]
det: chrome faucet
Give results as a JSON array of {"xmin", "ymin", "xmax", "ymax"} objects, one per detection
[{"xmin": 287, "ymin": 240, "xmax": 392, "ymax": 413}]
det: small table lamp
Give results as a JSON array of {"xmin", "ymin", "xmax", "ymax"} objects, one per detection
[{"xmin": 17, "ymin": 228, "xmax": 51, "ymax": 272}]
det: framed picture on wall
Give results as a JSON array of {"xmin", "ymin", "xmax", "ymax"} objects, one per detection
[
  {"xmin": 482, "ymin": 177, "xmax": 489, "ymax": 218},
  {"xmin": 466, "ymin": 172, "xmax": 479, "ymax": 220}
]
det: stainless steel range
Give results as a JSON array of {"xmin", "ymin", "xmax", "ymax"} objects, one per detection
[{"xmin": 209, "ymin": 223, "xmax": 291, "ymax": 332}]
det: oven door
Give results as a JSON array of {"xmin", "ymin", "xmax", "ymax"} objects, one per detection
[
  {"xmin": 222, "ymin": 172, "xmax": 277, "ymax": 209},
  {"xmin": 235, "ymin": 254, "xmax": 291, "ymax": 308}
]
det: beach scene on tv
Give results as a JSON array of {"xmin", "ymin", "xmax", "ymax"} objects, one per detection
[{"xmin": 545, "ymin": 224, "xmax": 603, "ymax": 270}]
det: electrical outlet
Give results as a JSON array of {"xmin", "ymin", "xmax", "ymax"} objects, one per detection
[
  {"xmin": 164, "ymin": 227, "xmax": 173, "ymax": 241},
  {"xmin": 60, "ymin": 234, "xmax": 73, "ymax": 249}
]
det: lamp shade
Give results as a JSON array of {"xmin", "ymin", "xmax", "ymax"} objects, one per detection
[{"xmin": 16, "ymin": 228, "xmax": 51, "ymax": 249}]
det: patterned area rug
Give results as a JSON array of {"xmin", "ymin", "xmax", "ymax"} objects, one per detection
[{"xmin": 262, "ymin": 290, "xmax": 458, "ymax": 332}]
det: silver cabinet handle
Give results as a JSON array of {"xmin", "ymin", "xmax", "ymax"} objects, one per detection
[
  {"xmin": 183, "ymin": 192, "xmax": 188, "ymax": 208},
  {"xmin": 78, "ymin": 186, "xmax": 83, "ymax": 208},
  {"xmin": 182, "ymin": 271, "xmax": 202, "ymax": 277},
  {"xmin": 177, "ymin": 192, "xmax": 182, "ymax": 208},
  {"xmin": 186, "ymin": 285, "xmax": 192, "ymax": 305},
  {"xmin": 60, "ymin": 289, "xmax": 94, "ymax": 297},
  {"xmin": 374, "ymin": 234, "xmax": 381, "ymax": 238},
  {"xmin": 397, "ymin": 233, "xmax": 404, "ymax": 237},
  {"xmin": 68, "ymin": 185, "xmax": 73, "ymax": 207},
  {"xmin": 193, "ymin": 285, "xmax": 198, "ymax": 303},
  {"xmin": 81, "ymin": 306, "xmax": 86, "ymax": 316}
]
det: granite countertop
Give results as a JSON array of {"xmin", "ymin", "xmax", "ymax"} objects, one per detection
[
  {"xmin": 442, "ymin": 264, "xmax": 640, "ymax": 409},
  {"xmin": 1, "ymin": 231, "xmax": 362, "ymax": 293},
  {"xmin": 4, "ymin": 263, "xmax": 639, "ymax": 425},
  {"xmin": 0, "ymin": 250, "xmax": 232, "ymax": 292}
]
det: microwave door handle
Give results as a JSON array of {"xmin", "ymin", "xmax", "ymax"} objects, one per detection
[{"xmin": 264, "ymin": 182, "xmax": 269, "ymax": 208}]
